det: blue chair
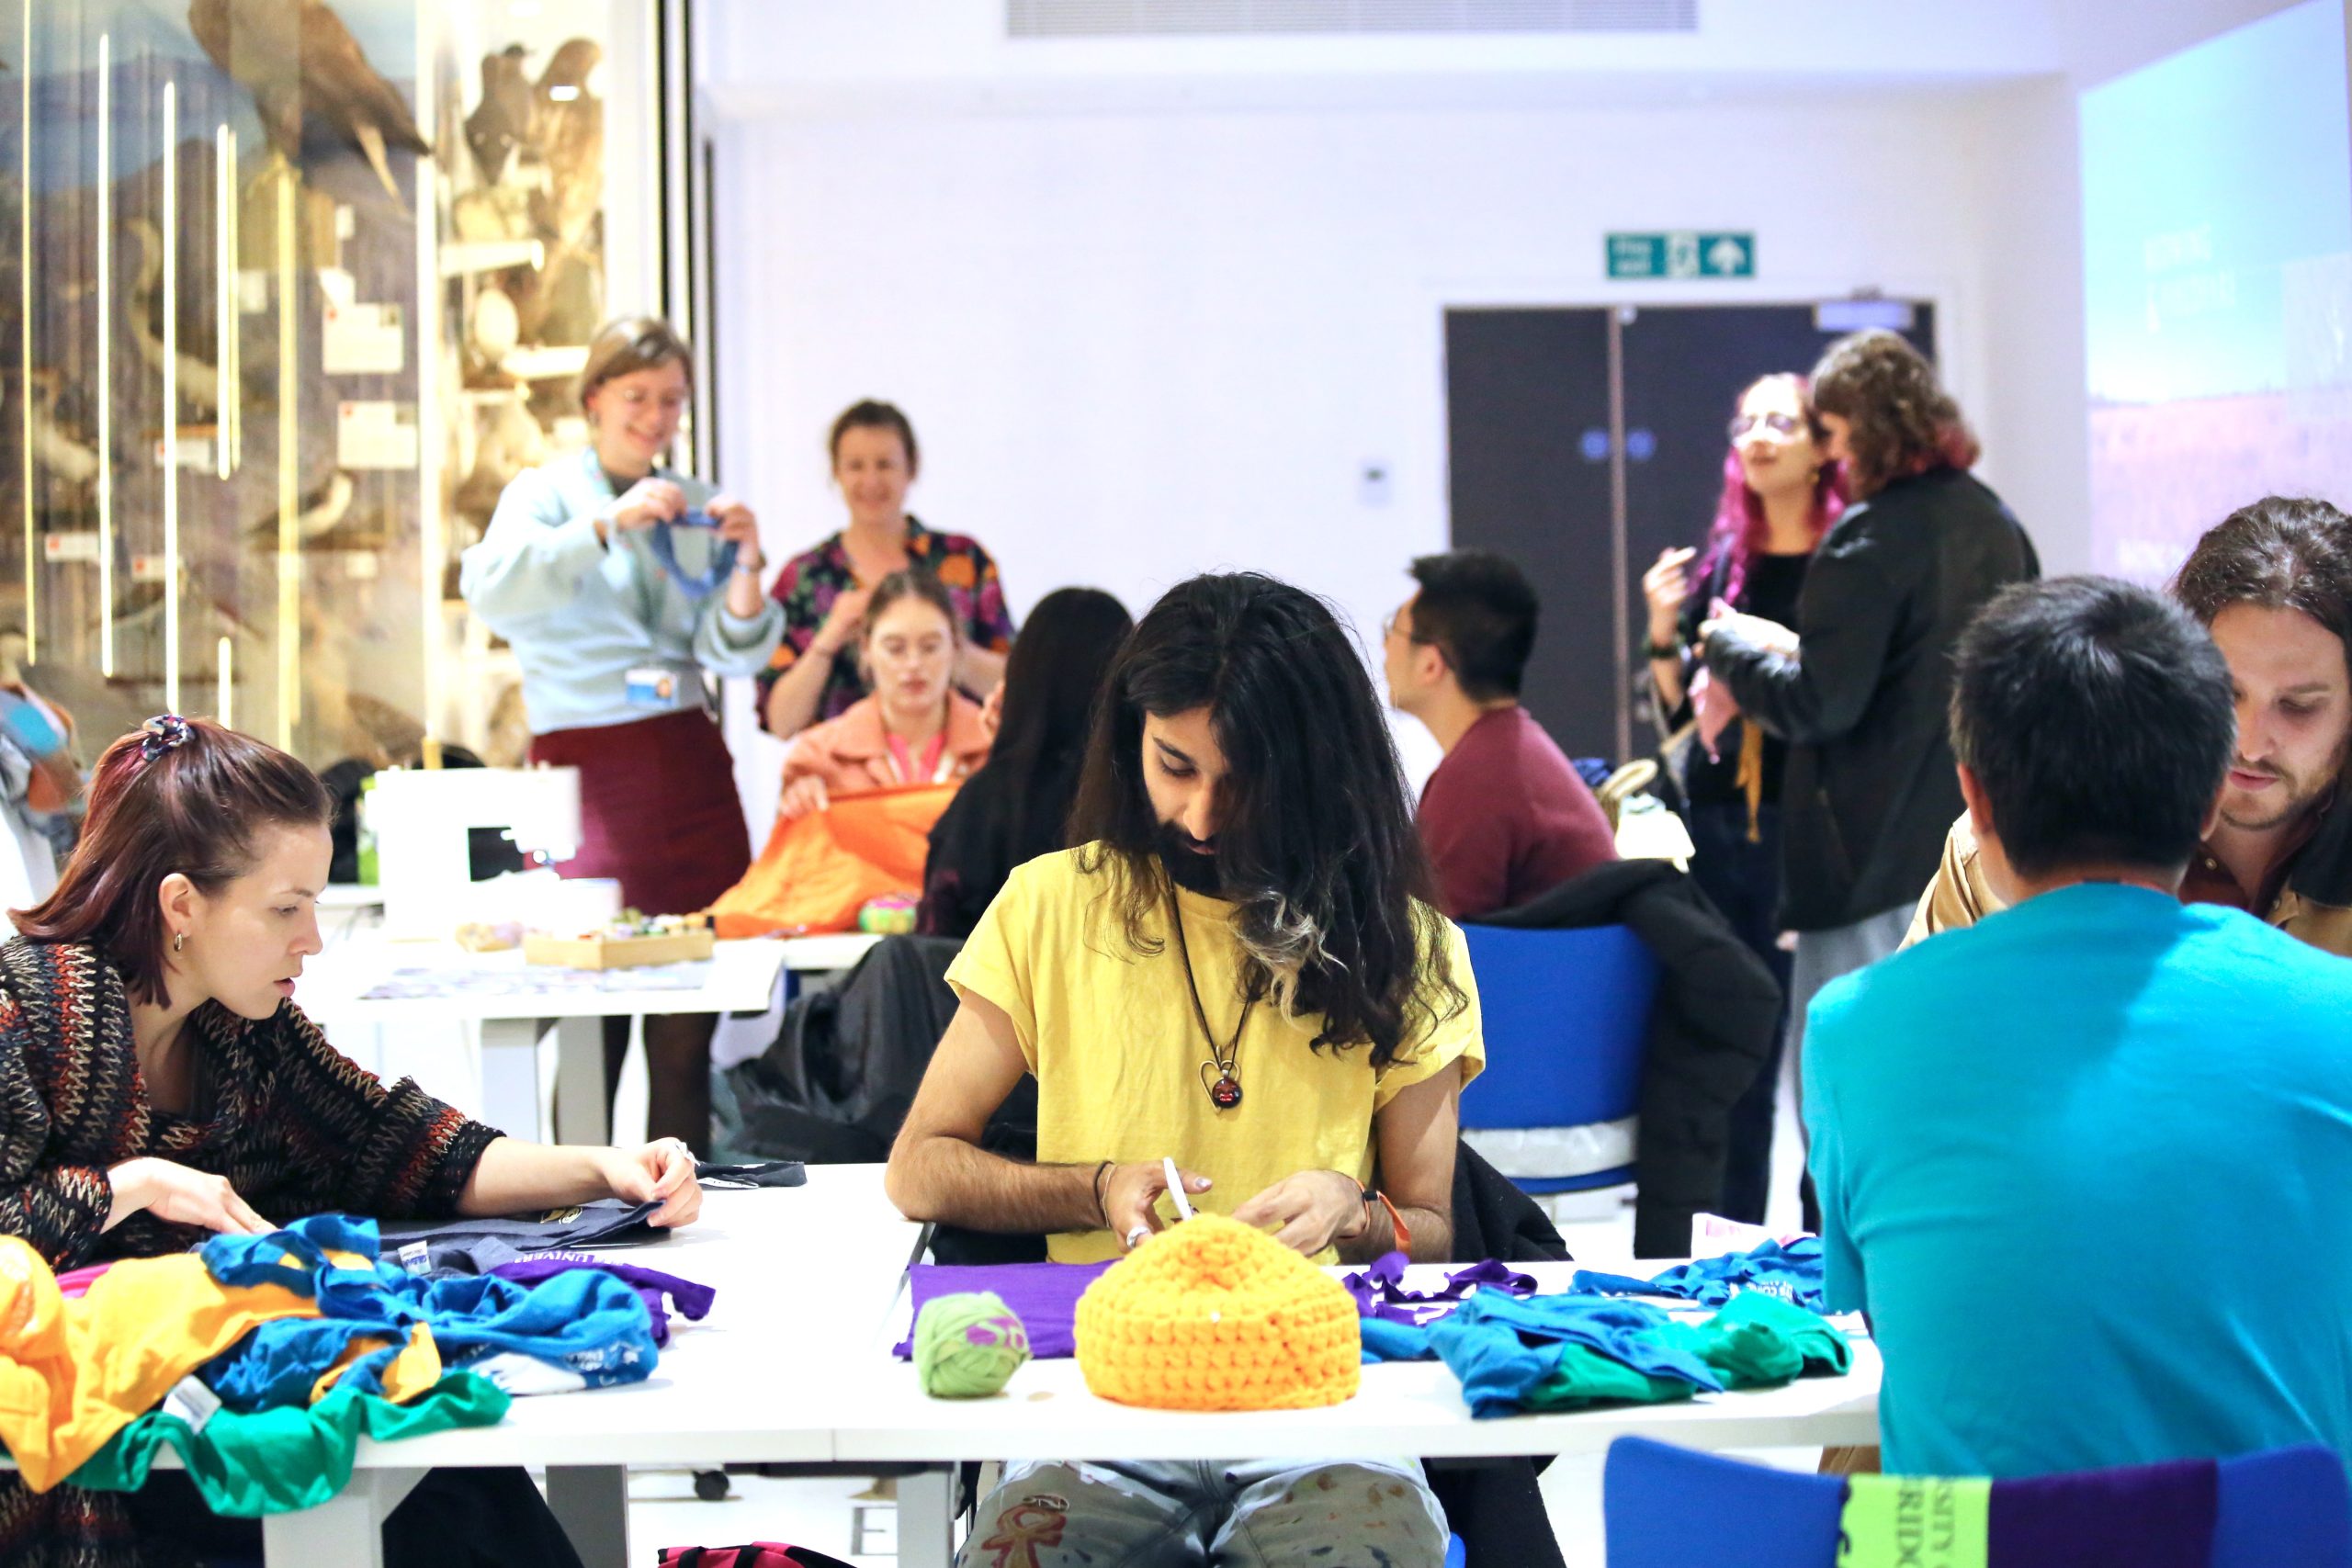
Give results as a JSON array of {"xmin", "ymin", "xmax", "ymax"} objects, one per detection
[
  {"xmin": 1602, "ymin": 1436, "xmax": 2352, "ymax": 1568},
  {"xmin": 1457, "ymin": 923, "xmax": 1658, "ymax": 1194}
]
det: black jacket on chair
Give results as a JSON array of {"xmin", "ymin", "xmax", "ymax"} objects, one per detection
[
  {"xmin": 720, "ymin": 935, "xmax": 970, "ymax": 1165},
  {"xmin": 1449, "ymin": 1141, "xmax": 1570, "ymax": 1264},
  {"xmin": 1703, "ymin": 465, "xmax": 2038, "ymax": 932},
  {"xmin": 1478, "ymin": 859, "xmax": 1780, "ymax": 1258}
]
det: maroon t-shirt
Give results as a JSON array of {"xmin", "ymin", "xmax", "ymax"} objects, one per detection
[{"xmin": 1417, "ymin": 705, "xmax": 1619, "ymax": 919}]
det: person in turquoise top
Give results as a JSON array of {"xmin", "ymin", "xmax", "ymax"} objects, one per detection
[
  {"xmin": 1807, "ymin": 574, "xmax": 2352, "ymax": 1479},
  {"xmin": 459, "ymin": 316, "xmax": 784, "ymax": 1151}
]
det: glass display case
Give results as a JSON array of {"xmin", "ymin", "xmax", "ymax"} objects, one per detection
[{"xmin": 0, "ymin": 0, "xmax": 663, "ymax": 778}]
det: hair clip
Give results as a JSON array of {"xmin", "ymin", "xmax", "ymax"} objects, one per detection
[{"xmin": 139, "ymin": 714, "xmax": 192, "ymax": 761}]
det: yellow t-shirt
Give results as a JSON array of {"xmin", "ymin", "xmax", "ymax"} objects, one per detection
[{"xmin": 945, "ymin": 846, "xmax": 1485, "ymax": 1263}]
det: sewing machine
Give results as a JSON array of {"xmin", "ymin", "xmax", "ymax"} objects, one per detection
[{"xmin": 365, "ymin": 764, "xmax": 616, "ymax": 941}]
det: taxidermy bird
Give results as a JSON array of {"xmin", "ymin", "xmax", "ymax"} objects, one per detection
[
  {"xmin": 24, "ymin": 372, "xmax": 99, "ymax": 490},
  {"xmin": 187, "ymin": 0, "xmax": 430, "ymax": 207},
  {"xmin": 529, "ymin": 37, "xmax": 604, "ymax": 250},
  {"xmin": 516, "ymin": 37, "xmax": 605, "ymax": 340},
  {"xmin": 128, "ymin": 218, "xmax": 220, "ymax": 417},
  {"xmin": 466, "ymin": 45, "xmax": 533, "ymax": 187}
]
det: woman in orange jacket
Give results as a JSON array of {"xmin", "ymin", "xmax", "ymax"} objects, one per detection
[{"xmin": 775, "ymin": 570, "xmax": 993, "ymax": 821}]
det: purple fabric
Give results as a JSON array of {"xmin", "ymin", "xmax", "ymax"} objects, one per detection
[
  {"xmin": 1987, "ymin": 1456, "xmax": 2217, "ymax": 1567},
  {"xmin": 892, "ymin": 1262, "xmax": 1114, "ymax": 1360},
  {"xmin": 489, "ymin": 1254, "xmax": 716, "ymax": 1348},
  {"xmin": 1340, "ymin": 1253, "xmax": 1539, "ymax": 1326}
]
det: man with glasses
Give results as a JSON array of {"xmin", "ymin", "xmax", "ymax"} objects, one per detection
[{"xmin": 1384, "ymin": 549, "xmax": 1617, "ymax": 919}]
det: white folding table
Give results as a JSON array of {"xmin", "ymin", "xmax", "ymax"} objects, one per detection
[
  {"xmin": 265, "ymin": 1164, "xmax": 1877, "ymax": 1568},
  {"xmin": 260, "ymin": 1165, "xmax": 923, "ymax": 1566},
  {"xmin": 293, "ymin": 935, "xmax": 865, "ymax": 1143}
]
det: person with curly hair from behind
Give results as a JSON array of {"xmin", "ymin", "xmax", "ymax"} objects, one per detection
[{"xmin": 1698, "ymin": 331, "xmax": 2037, "ymax": 1225}]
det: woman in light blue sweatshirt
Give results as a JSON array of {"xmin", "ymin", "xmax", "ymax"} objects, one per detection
[{"xmin": 458, "ymin": 316, "xmax": 783, "ymax": 1151}]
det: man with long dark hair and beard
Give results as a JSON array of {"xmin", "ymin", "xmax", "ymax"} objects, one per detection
[
  {"xmin": 888, "ymin": 572, "xmax": 1480, "ymax": 1568},
  {"xmin": 1909, "ymin": 495, "xmax": 2352, "ymax": 954}
]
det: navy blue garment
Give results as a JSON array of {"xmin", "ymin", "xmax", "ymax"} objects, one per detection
[
  {"xmin": 1571, "ymin": 1237, "xmax": 1825, "ymax": 1312},
  {"xmin": 694, "ymin": 1158, "xmax": 807, "ymax": 1190},
  {"xmin": 375, "ymin": 1198, "xmax": 664, "ymax": 1252},
  {"xmin": 203, "ymin": 1214, "xmax": 660, "ymax": 1397}
]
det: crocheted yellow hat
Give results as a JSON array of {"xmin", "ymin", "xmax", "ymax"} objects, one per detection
[{"xmin": 1073, "ymin": 1213, "xmax": 1361, "ymax": 1412}]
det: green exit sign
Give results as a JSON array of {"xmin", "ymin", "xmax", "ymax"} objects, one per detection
[{"xmin": 1607, "ymin": 231, "xmax": 1756, "ymax": 280}]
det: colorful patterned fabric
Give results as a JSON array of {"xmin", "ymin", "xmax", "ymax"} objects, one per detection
[
  {"xmin": 0, "ymin": 937, "xmax": 503, "ymax": 1565},
  {"xmin": 754, "ymin": 518, "xmax": 1016, "ymax": 732}
]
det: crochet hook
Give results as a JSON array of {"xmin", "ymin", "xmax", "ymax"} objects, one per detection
[{"xmin": 1163, "ymin": 1156, "xmax": 1196, "ymax": 1222}]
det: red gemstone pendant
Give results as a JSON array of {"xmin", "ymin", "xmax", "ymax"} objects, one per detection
[{"xmin": 1210, "ymin": 1074, "xmax": 1243, "ymax": 1110}]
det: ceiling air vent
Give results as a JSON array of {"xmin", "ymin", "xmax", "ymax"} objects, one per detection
[{"xmin": 1008, "ymin": 0, "xmax": 1699, "ymax": 38}]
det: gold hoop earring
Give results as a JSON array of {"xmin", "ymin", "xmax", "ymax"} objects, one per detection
[{"xmin": 173, "ymin": 931, "xmax": 186, "ymax": 954}]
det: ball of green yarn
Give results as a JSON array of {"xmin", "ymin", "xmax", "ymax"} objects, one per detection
[{"xmin": 914, "ymin": 1291, "xmax": 1031, "ymax": 1398}]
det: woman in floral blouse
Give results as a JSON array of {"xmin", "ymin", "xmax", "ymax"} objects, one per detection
[{"xmin": 756, "ymin": 400, "xmax": 1016, "ymax": 739}]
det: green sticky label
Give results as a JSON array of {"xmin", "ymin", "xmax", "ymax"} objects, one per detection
[{"xmin": 1838, "ymin": 1474, "xmax": 1991, "ymax": 1568}]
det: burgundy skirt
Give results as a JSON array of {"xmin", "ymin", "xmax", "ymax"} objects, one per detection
[{"xmin": 527, "ymin": 708, "xmax": 751, "ymax": 916}]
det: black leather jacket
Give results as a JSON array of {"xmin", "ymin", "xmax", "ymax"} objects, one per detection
[{"xmin": 1703, "ymin": 467, "xmax": 2039, "ymax": 931}]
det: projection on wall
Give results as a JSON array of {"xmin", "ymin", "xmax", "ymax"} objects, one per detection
[{"xmin": 2081, "ymin": 0, "xmax": 2352, "ymax": 582}]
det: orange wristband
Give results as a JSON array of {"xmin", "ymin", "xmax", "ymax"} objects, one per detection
[
  {"xmin": 1347, "ymin": 1177, "xmax": 1411, "ymax": 1253},
  {"xmin": 1376, "ymin": 1190, "xmax": 1411, "ymax": 1253}
]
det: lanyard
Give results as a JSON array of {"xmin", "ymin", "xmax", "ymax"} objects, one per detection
[
  {"xmin": 885, "ymin": 729, "xmax": 949, "ymax": 784},
  {"xmin": 646, "ymin": 524, "xmax": 739, "ymax": 600}
]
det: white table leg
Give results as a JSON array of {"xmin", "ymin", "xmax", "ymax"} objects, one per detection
[
  {"xmin": 545, "ymin": 1463, "xmax": 629, "ymax": 1568},
  {"xmin": 554, "ymin": 1014, "xmax": 612, "ymax": 1145},
  {"xmin": 899, "ymin": 1467, "xmax": 956, "ymax": 1568},
  {"xmin": 480, "ymin": 1019, "xmax": 548, "ymax": 1142},
  {"xmin": 261, "ymin": 1466, "xmax": 424, "ymax": 1567}
]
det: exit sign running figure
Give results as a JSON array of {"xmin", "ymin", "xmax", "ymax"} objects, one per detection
[{"xmin": 1607, "ymin": 231, "xmax": 1756, "ymax": 279}]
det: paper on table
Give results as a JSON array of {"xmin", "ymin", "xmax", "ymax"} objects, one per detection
[{"xmin": 358, "ymin": 959, "xmax": 713, "ymax": 1001}]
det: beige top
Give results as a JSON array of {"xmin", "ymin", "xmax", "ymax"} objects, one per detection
[{"xmin": 1904, "ymin": 812, "xmax": 2352, "ymax": 959}]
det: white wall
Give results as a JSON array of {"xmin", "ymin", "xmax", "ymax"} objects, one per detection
[
  {"xmin": 1967, "ymin": 75, "xmax": 2094, "ymax": 576},
  {"xmin": 2056, "ymin": 0, "xmax": 2304, "ymax": 85},
  {"xmin": 707, "ymin": 88, "xmax": 2061, "ymax": 827}
]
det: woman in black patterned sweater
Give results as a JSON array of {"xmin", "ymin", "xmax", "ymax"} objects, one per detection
[{"xmin": 0, "ymin": 716, "xmax": 701, "ymax": 1565}]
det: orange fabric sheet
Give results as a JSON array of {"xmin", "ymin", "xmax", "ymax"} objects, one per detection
[{"xmin": 708, "ymin": 782, "xmax": 961, "ymax": 937}]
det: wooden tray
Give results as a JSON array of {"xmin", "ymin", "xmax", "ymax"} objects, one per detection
[{"xmin": 523, "ymin": 927, "xmax": 716, "ymax": 970}]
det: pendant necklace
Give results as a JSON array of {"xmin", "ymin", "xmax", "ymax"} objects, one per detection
[{"xmin": 1168, "ymin": 882, "xmax": 1253, "ymax": 1110}]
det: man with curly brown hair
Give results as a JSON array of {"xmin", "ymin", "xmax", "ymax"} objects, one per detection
[
  {"xmin": 1907, "ymin": 495, "xmax": 2352, "ymax": 956},
  {"xmin": 1699, "ymin": 330, "xmax": 2037, "ymax": 1220}
]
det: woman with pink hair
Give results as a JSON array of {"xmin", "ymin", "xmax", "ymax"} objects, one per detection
[{"xmin": 1640, "ymin": 372, "xmax": 1842, "ymax": 1223}]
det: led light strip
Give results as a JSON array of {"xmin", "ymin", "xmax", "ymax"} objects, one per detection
[
  {"xmin": 96, "ymin": 34, "xmax": 111, "ymax": 676},
  {"xmin": 215, "ymin": 123, "xmax": 235, "ymax": 479},
  {"xmin": 276, "ymin": 166, "xmax": 297, "ymax": 747},
  {"xmin": 162, "ymin": 81, "xmax": 178, "ymax": 713},
  {"xmin": 18, "ymin": 2, "xmax": 31, "ymax": 660}
]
